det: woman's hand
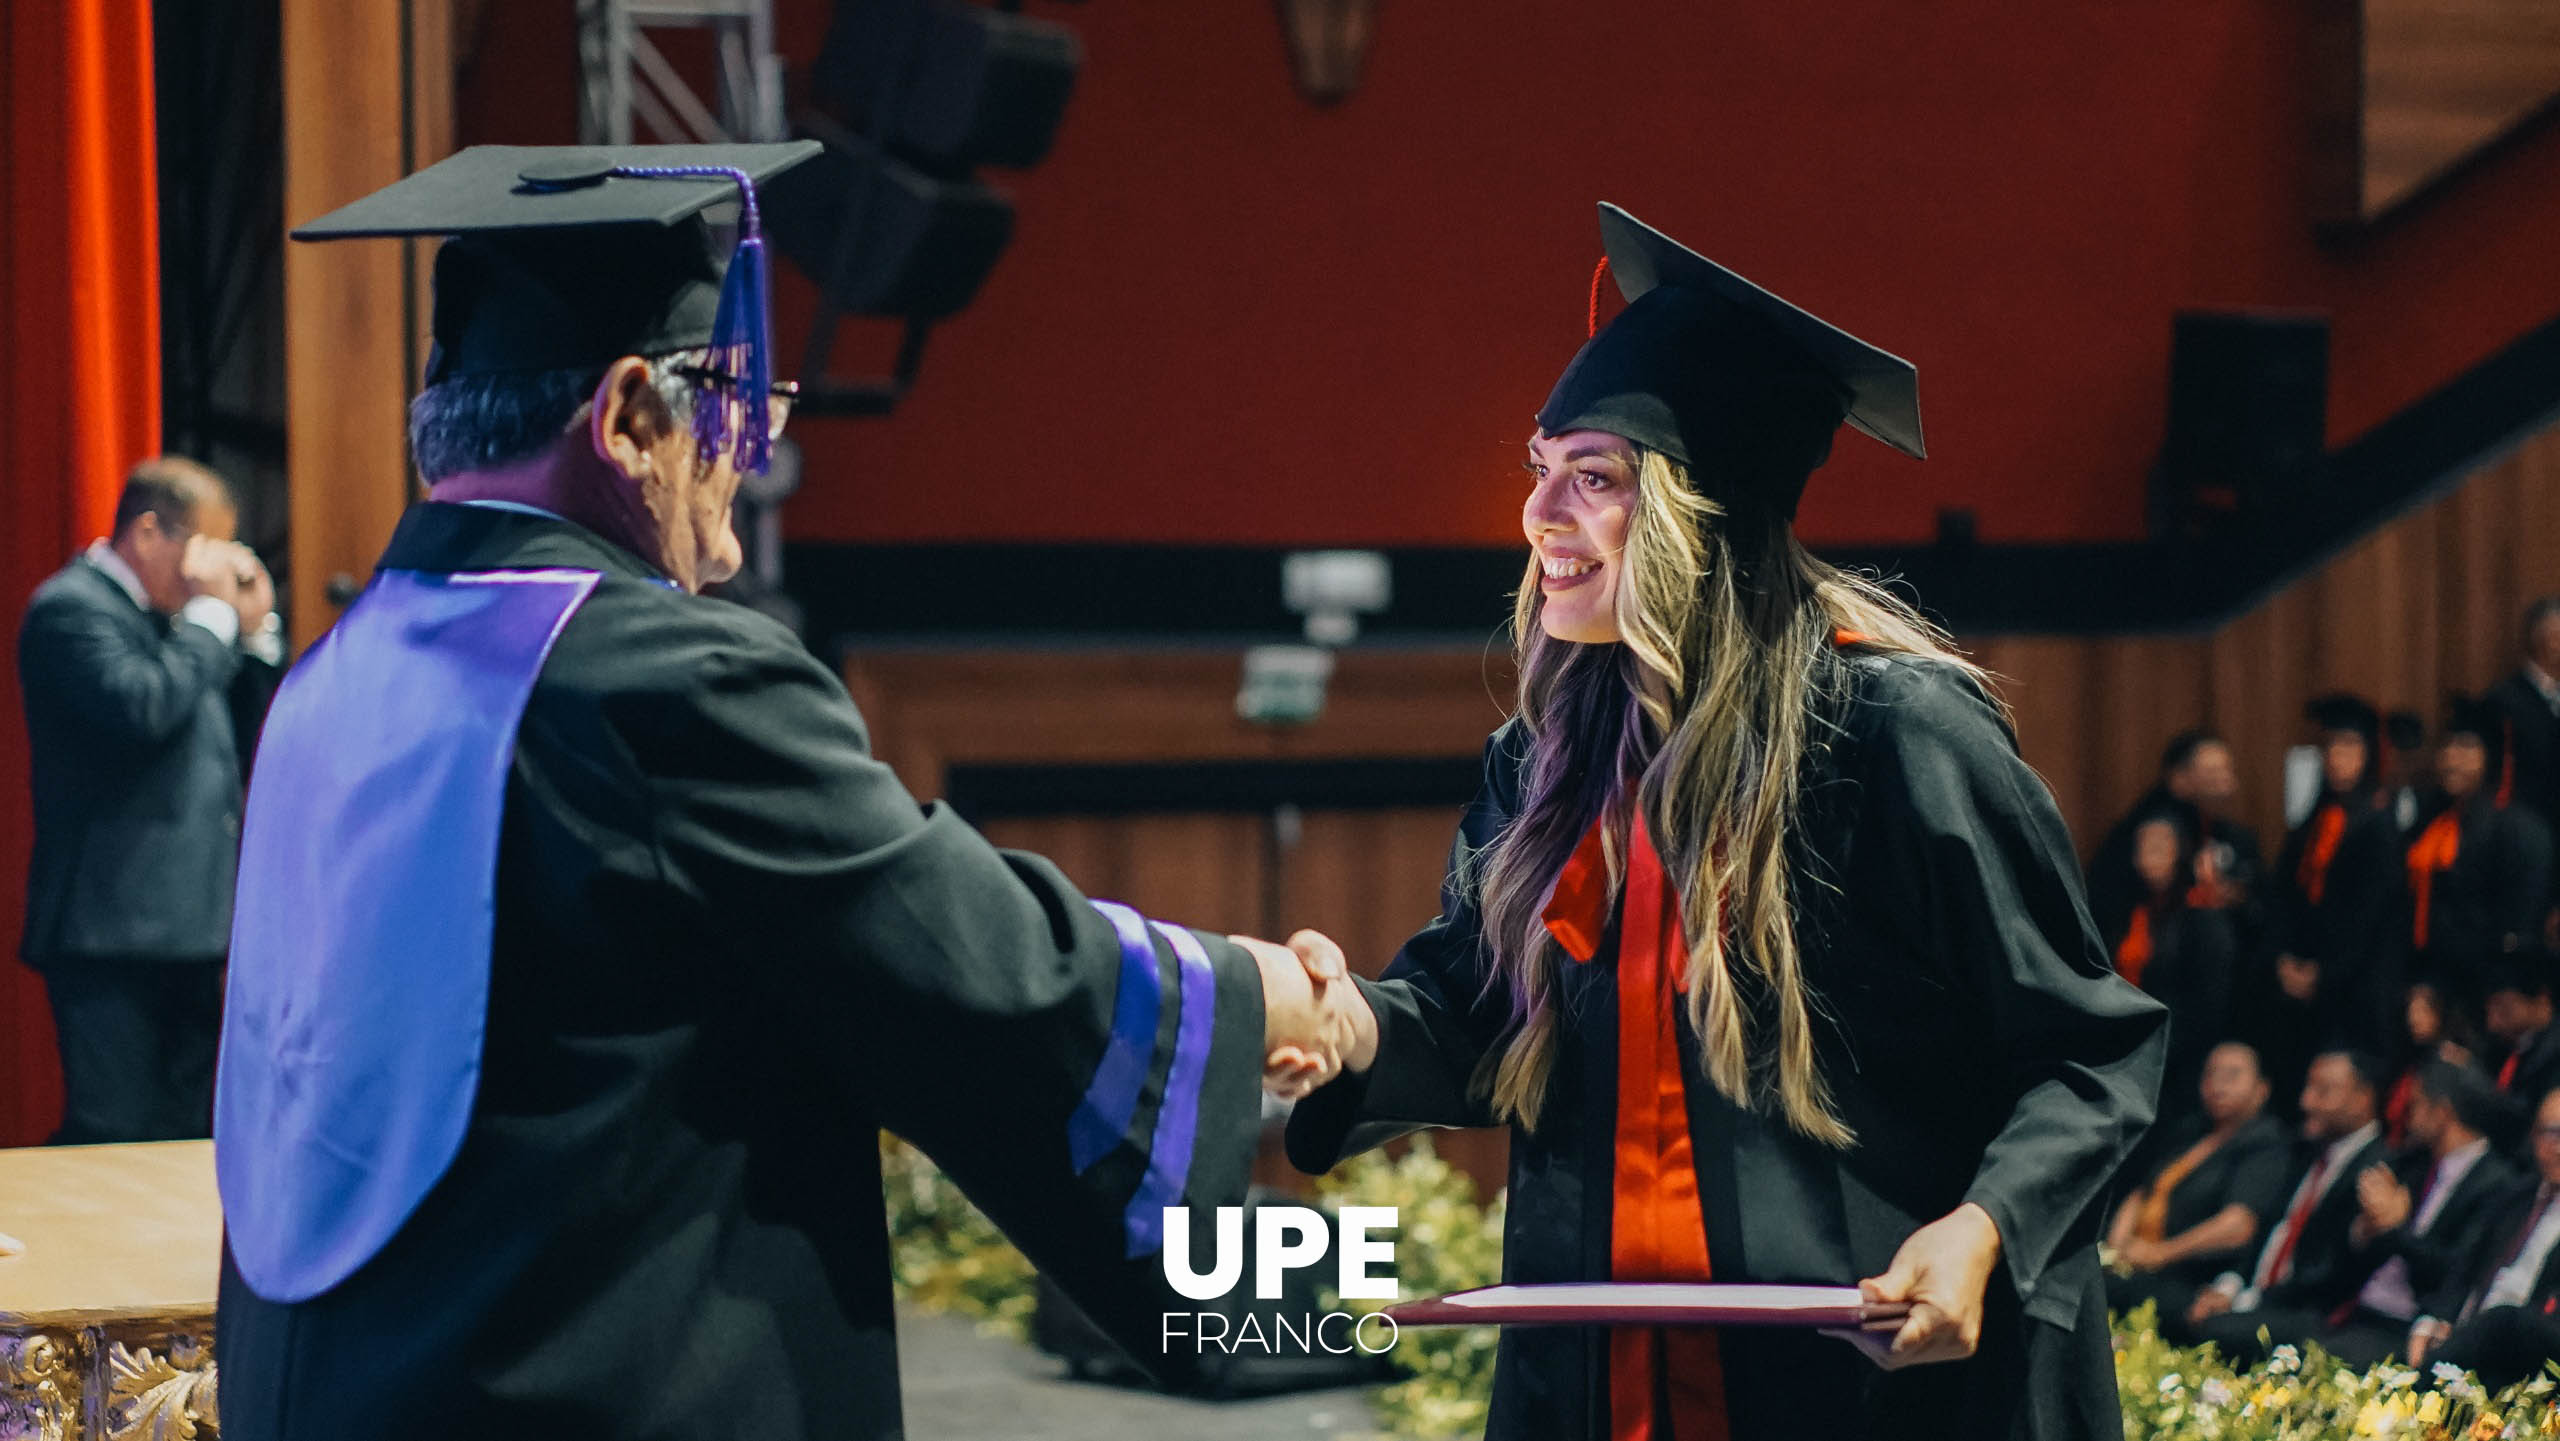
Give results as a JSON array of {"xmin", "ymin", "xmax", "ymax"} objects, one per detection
[{"xmin": 1830, "ymin": 1203, "xmax": 2004, "ymax": 1369}]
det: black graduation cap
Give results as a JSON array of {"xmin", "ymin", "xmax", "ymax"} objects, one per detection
[
  {"xmin": 2305, "ymin": 692, "xmax": 2380, "ymax": 744},
  {"xmin": 1536, "ymin": 203, "xmax": 1923, "ymax": 519},
  {"xmin": 291, "ymin": 142, "xmax": 823, "ymax": 474}
]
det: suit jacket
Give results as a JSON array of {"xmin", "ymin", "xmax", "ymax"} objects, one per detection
[
  {"xmin": 2257, "ymin": 1132, "xmax": 2396, "ymax": 1312},
  {"xmin": 2344, "ymin": 1143, "xmax": 2523, "ymax": 1313},
  {"xmin": 17, "ymin": 555, "xmax": 278, "ymax": 965},
  {"xmin": 1291, "ymin": 653, "xmax": 2169, "ymax": 1441},
  {"xmin": 215, "ymin": 505, "xmax": 1273, "ymax": 1441},
  {"xmin": 2420, "ymin": 1178, "xmax": 2560, "ymax": 1322}
]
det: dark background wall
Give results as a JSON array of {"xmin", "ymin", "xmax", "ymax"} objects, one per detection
[{"xmin": 453, "ymin": 1, "xmax": 2560, "ymax": 550}]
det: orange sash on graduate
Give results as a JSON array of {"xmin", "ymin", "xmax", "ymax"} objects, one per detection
[
  {"xmin": 2407, "ymin": 810, "xmax": 2462, "ymax": 950},
  {"xmin": 1544, "ymin": 813, "xmax": 1730, "ymax": 1441},
  {"xmin": 2113, "ymin": 905, "xmax": 2155, "ymax": 989},
  {"xmin": 2297, "ymin": 801, "xmax": 2347, "ymax": 906}
]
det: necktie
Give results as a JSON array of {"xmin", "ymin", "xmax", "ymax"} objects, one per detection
[{"xmin": 2259, "ymin": 1154, "xmax": 2333, "ymax": 1289}]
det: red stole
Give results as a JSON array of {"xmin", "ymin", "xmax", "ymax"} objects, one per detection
[{"xmin": 1544, "ymin": 814, "xmax": 1731, "ymax": 1441}]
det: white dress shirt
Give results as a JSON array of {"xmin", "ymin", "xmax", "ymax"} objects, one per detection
[{"xmin": 2479, "ymin": 1186, "xmax": 2560, "ymax": 1314}]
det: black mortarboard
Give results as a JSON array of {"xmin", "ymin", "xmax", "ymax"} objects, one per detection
[
  {"xmin": 1536, "ymin": 203, "xmax": 1923, "ymax": 519},
  {"xmin": 2305, "ymin": 693, "xmax": 2380, "ymax": 745},
  {"xmin": 291, "ymin": 142, "xmax": 822, "ymax": 474}
]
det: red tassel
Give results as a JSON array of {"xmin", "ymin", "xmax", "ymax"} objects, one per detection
[{"xmin": 1587, "ymin": 257, "xmax": 1612, "ymax": 338}]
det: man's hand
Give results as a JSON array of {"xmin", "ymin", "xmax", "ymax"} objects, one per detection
[
  {"xmin": 1234, "ymin": 929, "xmax": 1356, "ymax": 1101},
  {"xmin": 181, "ymin": 534, "xmax": 242, "ymax": 606},
  {"xmin": 1827, "ymin": 1203, "xmax": 2003, "ymax": 1369},
  {"xmin": 2276, "ymin": 955, "xmax": 2321, "ymax": 1003},
  {"xmin": 2187, "ymin": 1286, "xmax": 2236, "ymax": 1326},
  {"xmin": 2357, "ymin": 1164, "xmax": 2412, "ymax": 1233},
  {"xmin": 224, "ymin": 542, "xmax": 277, "ymax": 635},
  {"xmin": 2116, "ymin": 1236, "xmax": 2167, "ymax": 1273},
  {"xmin": 2407, "ymin": 1319, "xmax": 2448, "ymax": 1368}
]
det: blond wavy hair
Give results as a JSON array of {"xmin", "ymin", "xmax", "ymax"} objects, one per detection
[{"xmin": 1474, "ymin": 447, "xmax": 1988, "ymax": 1145}]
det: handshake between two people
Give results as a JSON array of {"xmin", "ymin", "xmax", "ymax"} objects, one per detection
[{"xmin": 1233, "ymin": 930, "xmax": 1381, "ymax": 1101}]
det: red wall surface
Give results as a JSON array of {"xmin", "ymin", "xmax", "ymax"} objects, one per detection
[{"xmin": 459, "ymin": 2, "xmax": 2560, "ymax": 549}]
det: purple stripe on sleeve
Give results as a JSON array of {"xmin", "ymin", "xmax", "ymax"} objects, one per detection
[
  {"xmin": 1067, "ymin": 900, "xmax": 1165, "ymax": 1174},
  {"xmin": 1122, "ymin": 921, "xmax": 1219, "ymax": 1258}
]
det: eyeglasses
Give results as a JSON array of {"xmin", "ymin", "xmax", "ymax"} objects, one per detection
[{"xmin": 671, "ymin": 365, "xmax": 799, "ymax": 446}]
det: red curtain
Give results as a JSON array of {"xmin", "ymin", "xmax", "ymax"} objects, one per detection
[{"xmin": 0, "ymin": 0, "xmax": 163, "ymax": 1146}]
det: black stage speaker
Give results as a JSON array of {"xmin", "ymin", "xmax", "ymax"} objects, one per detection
[{"xmin": 2154, "ymin": 310, "xmax": 2329, "ymax": 538}]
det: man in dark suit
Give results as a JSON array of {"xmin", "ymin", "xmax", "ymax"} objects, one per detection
[
  {"xmin": 18, "ymin": 455, "xmax": 282, "ymax": 1143},
  {"xmin": 2411, "ymin": 1086, "xmax": 2560, "ymax": 1386},
  {"xmin": 2305, "ymin": 1061, "xmax": 2519, "ymax": 1366},
  {"xmin": 2486, "ymin": 963, "xmax": 2560, "ymax": 1135},
  {"xmin": 2485, "ymin": 596, "xmax": 2560, "ymax": 841},
  {"xmin": 2187, "ymin": 1050, "xmax": 2394, "ymax": 1352}
]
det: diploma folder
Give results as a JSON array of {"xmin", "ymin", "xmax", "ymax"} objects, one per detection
[{"xmin": 1384, "ymin": 1283, "xmax": 1909, "ymax": 1330}]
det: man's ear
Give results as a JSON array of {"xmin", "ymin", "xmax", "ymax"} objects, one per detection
[{"xmin": 588, "ymin": 356, "xmax": 666, "ymax": 483}]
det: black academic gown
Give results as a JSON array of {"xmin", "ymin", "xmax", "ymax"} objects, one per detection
[
  {"xmin": 2403, "ymin": 792, "xmax": 2555, "ymax": 1003},
  {"xmin": 2486, "ymin": 671, "xmax": 2560, "ymax": 837},
  {"xmin": 1288, "ymin": 652, "xmax": 2169, "ymax": 1441},
  {"xmin": 2121, "ymin": 901, "xmax": 2239, "ymax": 1142},
  {"xmin": 215, "ymin": 505, "xmax": 1271, "ymax": 1441},
  {"xmin": 2259, "ymin": 788, "xmax": 2404, "ymax": 1069}
]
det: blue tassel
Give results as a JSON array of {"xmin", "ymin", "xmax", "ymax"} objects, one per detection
[{"xmin": 608, "ymin": 163, "xmax": 777, "ymax": 475}]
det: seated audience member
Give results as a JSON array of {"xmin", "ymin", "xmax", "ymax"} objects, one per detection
[
  {"xmin": 2300, "ymin": 1061, "xmax": 2518, "ymax": 1367},
  {"xmin": 2184, "ymin": 1051, "xmax": 2392, "ymax": 1349},
  {"xmin": 2114, "ymin": 810, "xmax": 2241, "ymax": 1138},
  {"xmin": 2405, "ymin": 697, "xmax": 2554, "ymax": 1010},
  {"xmin": 18, "ymin": 456, "xmax": 283, "ymax": 1144},
  {"xmin": 2413, "ymin": 1086, "xmax": 2560, "ymax": 1385},
  {"xmin": 2385, "ymin": 981, "xmax": 2481, "ymax": 1145},
  {"xmin": 2090, "ymin": 729, "xmax": 2266, "ymax": 953},
  {"xmin": 2485, "ymin": 596, "xmax": 2560, "ymax": 839},
  {"xmin": 2108, "ymin": 1041, "xmax": 2292, "ymax": 1326},
  {"xmin": 2268, "ymin": 695, "xmax": 2405, "ymax": 1062},
  {"xmin": 2482, "ymin": 960, "xmax": 2560, "ymax": 1149}
]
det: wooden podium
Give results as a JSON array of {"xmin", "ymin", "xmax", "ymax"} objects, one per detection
[{"xmin": 0, "ymin": 1142, "xmax": 221, "ymax": 1441}]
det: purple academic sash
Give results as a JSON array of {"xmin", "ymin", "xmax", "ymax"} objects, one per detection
[{"xmin": 215, "ymin": 567, "xmax": 601, "ymax": 1303}]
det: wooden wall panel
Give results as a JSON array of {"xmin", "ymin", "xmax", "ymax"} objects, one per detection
[
  {"xmin": 283, "ymin": 0, "xmax": 450, "ymax": 647},
  {"xmin": 1991, "ymin": 423, "xmax": 2560, "ymax": 853}
]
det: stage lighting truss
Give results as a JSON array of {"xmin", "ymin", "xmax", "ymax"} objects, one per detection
[{"xmin": 576, "ymin": 0, "xmax": 787, "ymax": 148}]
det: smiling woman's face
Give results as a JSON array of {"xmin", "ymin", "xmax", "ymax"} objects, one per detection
[{"xmin": 1522, "ymin": 429, "xmax": 1637, "ymax": 645}]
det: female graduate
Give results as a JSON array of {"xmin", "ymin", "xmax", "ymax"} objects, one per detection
[
  {"xmin": 1286, "ymin": 205, "xmax": 2168, "ymax": 1441},
  {"xmin": 2404, "ymin": 697, "xmax": 2556, "ymax": 1010},
  {"xmin": 2263, "ymin": 695, "xmax": 2404, "ymax": 1071}
]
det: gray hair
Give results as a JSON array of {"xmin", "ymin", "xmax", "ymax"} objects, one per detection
[{"xmin": 407, "ymin": 349, "xmax": 708, "ymax": 484}]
